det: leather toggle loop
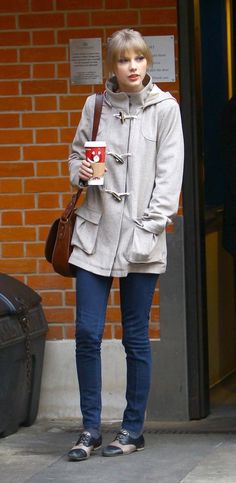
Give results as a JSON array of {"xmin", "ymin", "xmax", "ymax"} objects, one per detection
[
  {"xmin": 113, "ymin": 111, "xmax": 137, "ymax": 123},
  {"xmin": 105, "ymin": 189, "xmax": 130, "ymax": 201},
  {"xmin": 107, "ymin": 152, "xmax": 131, "ymax": 164}
]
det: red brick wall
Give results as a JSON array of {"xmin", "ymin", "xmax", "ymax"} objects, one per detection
[{"xmin": 0, "ymin": 0, "xmax": 179, "ymax": 340}]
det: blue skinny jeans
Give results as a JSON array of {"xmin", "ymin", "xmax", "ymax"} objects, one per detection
[{"xmin": 75, "ymin": 268, "xmax": 159, "ymax": 436}]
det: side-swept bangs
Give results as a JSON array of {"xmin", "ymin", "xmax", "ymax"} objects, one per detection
[{"xmin": 106, "ymin": 29, "xmax": 152, "ymax": 71}]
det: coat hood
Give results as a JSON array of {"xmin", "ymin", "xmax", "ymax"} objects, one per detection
[{"xmin": 105, "ymin": 73, "xmax": 175, "ymax": 110}]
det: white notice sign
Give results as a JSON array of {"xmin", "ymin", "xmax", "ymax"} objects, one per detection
[
  {"xmin": 144, "ymin": 36, "xmax": 175, "ymax": 83},
  {"xmin": 70, "ymin": 38, "xmax": 103, "ymax": 85}
]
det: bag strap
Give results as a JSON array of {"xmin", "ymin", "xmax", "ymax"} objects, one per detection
[
  {"xmin": 64, "ymin": 92, "xmax": 104, "ymax": 217},
  {"xmin": 61, "ymin": 190, "xmax": 81, "ymax": 221},
  {"xmin": 92, "ymin": 92, "xmax": 104, "ymax": 141}
]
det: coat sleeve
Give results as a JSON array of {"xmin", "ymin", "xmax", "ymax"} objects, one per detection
[
  {"xmin": 68, "ymin": 95, "xmax": 96, "ymax": 187},
  {"xmin": 137, "ymin": 100, "xmax": 184, "ymax": 235}
]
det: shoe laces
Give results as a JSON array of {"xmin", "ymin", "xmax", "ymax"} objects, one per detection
[
  {"xmin": 115, "ymin": 429, "xmax": 129, "ymax": 443},
  {"xmin": 77, "ymin": 431, "xmax": 91, "ymax": 447}
]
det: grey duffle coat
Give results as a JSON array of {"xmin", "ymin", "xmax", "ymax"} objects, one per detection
[{"xmin": 68, "ymin": 74, "xmax": 184, "ymax": 277}]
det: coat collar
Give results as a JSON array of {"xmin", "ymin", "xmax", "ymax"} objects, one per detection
[{"xmin": 105, "ymin": 73, "xmax": 154, "ymax": 111}]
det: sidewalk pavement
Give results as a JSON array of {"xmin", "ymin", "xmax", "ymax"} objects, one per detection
[{"xmin": 1, "ymin": 417, "xmax": 236, "ymax": 483}]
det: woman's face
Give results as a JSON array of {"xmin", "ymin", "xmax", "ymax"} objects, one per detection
[{"xmin": 113, "ymin": 48, "xmax": 147, "ymax": 93}]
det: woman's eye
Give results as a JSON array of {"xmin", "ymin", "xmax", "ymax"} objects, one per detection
[
  {"xmin": 136, "ymin": 55, "xmax": 145, "ymax": 62},
  {"xmin": 118, "ymin": 58, "xmax": 128, "ymax": 64}
]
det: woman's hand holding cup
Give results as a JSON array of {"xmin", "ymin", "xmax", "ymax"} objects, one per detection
[{"xmin": 79, "ymin": 159, "xmax": 93, "ymax": 181}]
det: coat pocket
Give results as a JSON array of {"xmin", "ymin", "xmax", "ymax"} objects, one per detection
[
  {"xmin": 141, "ymin": 110, "xmax": 158, "ymax": 142},
  {"xmin": 72, "ymin": 205, "xmax": 102, "ymax": 255},
  {"xmin": 126, "ymin": 226, "xmax": 166, "ymax": 263}
]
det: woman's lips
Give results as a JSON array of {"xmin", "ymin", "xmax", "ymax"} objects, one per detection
[{"xmin": 128, "ymin": 75, "xmax": 139, "ymax": 80}]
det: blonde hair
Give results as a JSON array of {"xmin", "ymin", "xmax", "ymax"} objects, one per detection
[{"xmin": 106, "ymin": 29, "xmax": 152, "ymax": 71}]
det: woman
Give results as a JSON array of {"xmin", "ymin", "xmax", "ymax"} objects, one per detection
[{"xmin": 67, "ymin": 29, "xmax": 184, "ymax": 461}]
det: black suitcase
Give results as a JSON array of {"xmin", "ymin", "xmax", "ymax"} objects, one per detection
[{"xmin": 0, "ymin": 273, "xmax": 48, "ymax": 437}]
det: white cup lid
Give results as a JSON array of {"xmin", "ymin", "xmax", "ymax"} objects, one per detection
[{"xmin": 85, "ymin": 141, "xmax": 106, "ymax": 147}]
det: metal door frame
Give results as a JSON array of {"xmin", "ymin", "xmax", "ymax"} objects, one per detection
[{"xmin": 177, "ymin": 0, "xmax": 209, "ymax": 418}]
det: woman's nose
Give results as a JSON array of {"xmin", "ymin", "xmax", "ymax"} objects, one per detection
[
  {"xmin": 129, "ymin": 60, "xmax": 137, "ymax": 71},
  {"xmin": 130, "ymin": 62, "xmax": 137, "ymax": 70}
]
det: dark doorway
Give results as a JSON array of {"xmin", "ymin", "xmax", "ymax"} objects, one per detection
[{"xmin": 178, "ymin": 0, "xmax": 236, "ymax": 419}]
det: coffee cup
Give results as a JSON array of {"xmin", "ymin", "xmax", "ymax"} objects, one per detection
[{"xmin": 85, "ymin": 141, "xmax": 106, "ymax": 185}]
